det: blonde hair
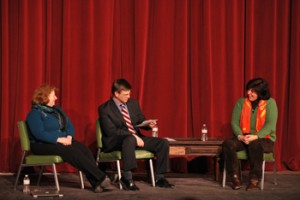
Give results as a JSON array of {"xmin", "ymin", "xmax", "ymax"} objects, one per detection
[{"xmin": 31, "ymin": 84, "xmax": 58, "ymax": 105}]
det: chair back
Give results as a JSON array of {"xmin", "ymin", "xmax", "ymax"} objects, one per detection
[
  {"xmin": 17, "ymin": 121, "xmax": 31, "ymax": 151},
  {"xmin": 96, "ymin": 119, "xmax": 103, "ymax": 149}
]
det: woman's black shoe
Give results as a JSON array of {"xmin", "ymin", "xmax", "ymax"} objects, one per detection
[{"xmin": 93, "ymin": 176, "xmax": 111, "ymax": 193}]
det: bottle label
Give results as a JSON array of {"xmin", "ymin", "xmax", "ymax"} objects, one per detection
[
  {"xmin": 201, "ymin": 130, "xmax": 207, "ymax": 134},
  {"xmin": 24, "ymin": 179, "xmax": 30, "ymax": 185}
]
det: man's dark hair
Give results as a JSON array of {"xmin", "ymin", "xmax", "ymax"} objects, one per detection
[
  {"xmin": 246, "ymin": 78, "xmax": 271, "ymax": 100},
  {"xmin": 111, "ymin": 78, "xmax": 132, "ymax": 95}
]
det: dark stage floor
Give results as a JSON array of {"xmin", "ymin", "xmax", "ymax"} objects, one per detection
[{"xmin": 1, "ymin": 171, "xmax": 299, "ymax": 200}]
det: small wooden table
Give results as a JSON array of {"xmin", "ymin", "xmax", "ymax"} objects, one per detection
[{"xmin": 168, "ymin": 138, "xmax": 223, "ymax": 181}]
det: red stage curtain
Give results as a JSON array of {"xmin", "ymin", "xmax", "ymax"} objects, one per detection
[{"xmin": 1, "ymin": 0, "xmax": 299, "ymax": 172}]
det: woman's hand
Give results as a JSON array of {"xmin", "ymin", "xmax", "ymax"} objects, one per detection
[
  {"xmin": 238, "ymin": 134, "xmax": 258, "ymax": 144},
  {"xmin": 244, "ymin": 135, "xmax": 258, "ymax": 144},
  {"xmin": 66, "ymin": 135, "xmax": 73, "ymax": 144},
  {"xmin": 237, "ymin": 135, "xmax": 246, "ymax": 143},
  {"xmin": 57, "ymin": 137, "xmax": 72, "ymax": 146}
]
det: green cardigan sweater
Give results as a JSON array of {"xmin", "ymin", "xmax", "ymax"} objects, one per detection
[{"xmin": 231, "ymin": 97, "xmax": 278, "ymax": 142}]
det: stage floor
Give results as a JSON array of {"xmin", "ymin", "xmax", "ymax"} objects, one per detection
[{"xmin": 1, "ymin": 171, "xmax": 299, "ymax": 200}]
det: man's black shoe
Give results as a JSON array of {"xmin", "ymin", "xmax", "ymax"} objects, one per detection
[
  {"xmin": 120, "ymin": 177, "xmax": 139, "ymax": 191},
  {"xmin": 155, "ymin": 178, "xmax": 174, "ymax": 188}
]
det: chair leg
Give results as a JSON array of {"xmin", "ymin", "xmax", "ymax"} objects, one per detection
[
  {"xmin": 52, "ymin": 164, "xmax": 60, "ymax": 191},
  {"xmin": 14, "ymin": 165, "xmax": 23, "ymax": 190},
  {"xmin": 79, "ymin": 171, "xmax": 84, "ymax": 189},
  {"xmin": 14, "ymin": 153, "xmax": 25, "ymax": 190},
  {"xmin": 222, "ymin": 162, "xmax": 226, "ymax": 188},
  {"xmin": 273, "ymin": 161, "xmax": 277, "ymax": 185},
  {"xmin": 96, "ymin": 149, "xmax": 100, "ymax": 165},
  {"xmin": 116, "ymin": 160, "xmax": 122, "ymax": 190},
  {"xmin": 149, "ymin": 159, "xmax": 155, "ymax": 187},
  {"xmin": 261, "ymin": 160, "xmax": 266, "ymax": 190},
  {"xmin": 37, "ymin": 166, "xmax": 44, "ymax": 186}
]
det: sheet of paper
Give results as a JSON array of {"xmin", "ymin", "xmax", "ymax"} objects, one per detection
[
  {"xmin": 135, "ymin": 119, "xmax": 158, "ymax": 127},
  {"xmin": 164, "ymin": 137, "xmax": 176, "ymax": 141}
]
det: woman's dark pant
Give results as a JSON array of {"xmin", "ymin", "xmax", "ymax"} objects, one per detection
[
  {"xmin": 222, "ymin": 137, "xmax": 274, "ymax": 179},
  {"xmin": 31, "ymin": 140, "xmax": 106, "ymax": 188}
]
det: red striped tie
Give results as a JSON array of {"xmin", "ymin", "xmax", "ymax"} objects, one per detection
[{"xmin": 120, "ymin": 104, "xmax": 136, "ymax": 134}]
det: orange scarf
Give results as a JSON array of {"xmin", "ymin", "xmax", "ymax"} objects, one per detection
[{"xmin": 240, "ymin": 98, "xmax": 270, "ymax": 138}]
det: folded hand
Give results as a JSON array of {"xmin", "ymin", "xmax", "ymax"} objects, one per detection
[
  {"xmin": 239, "ymin": 135, "xmax": 258, "ymax": 144},
  {"xmin": 244, "ymin": 135, "xmax": 258, "ymax": 144},
  {"xmin": 57, "ymin": 136, "xmax": 72, "ymax": 146}
]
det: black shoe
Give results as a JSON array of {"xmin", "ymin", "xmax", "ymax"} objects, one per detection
[
  {"xmin": 93, "ymin": 185, "xmax": 104, "ymax": 193},
  {"xmin": 100, "ymin": 176, "xmax": 111, "ymax": 188},
  {"xmin": 231, "ymin": 174, "xmax": 242, "ymax": 190},
  {"xmin": 93, "ymin": 176, "xmax": 111, "ymax": 193},
  {"xmin": 246, "ymin": 176, "xmax": 259, "ymax": 191},
  {"xmin": 120, "ymin": 177, "xmax": 139, "ymax": 191},
  {"xmin": 155, "ymin": 178, "xmax": 174, "ymax": 188}
]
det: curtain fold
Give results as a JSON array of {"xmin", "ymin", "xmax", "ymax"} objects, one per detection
[
  {"xmin": 1, "ymin": 0, "xmax": 299, "ymax": 172},
  {"xmin": 284, "ymin": 0, "xmax": 300, "ymax": 170}
]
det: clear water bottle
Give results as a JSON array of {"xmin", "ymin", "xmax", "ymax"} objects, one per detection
[
  {"xmin": 201, "ymin": 124, "xmax": 208, "ymax": 141},
  {"xmin": 23, "ymin": 174, "xmax": 30, "ymax": 194},
  {"xmin": 152, "ymin": 126, "xmax": 158, "ymax": 137}
]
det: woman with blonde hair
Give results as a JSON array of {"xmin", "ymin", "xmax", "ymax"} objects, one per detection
[{"xmin": 26, "ymin": 83, "xmax": 110, "ymax": 193}]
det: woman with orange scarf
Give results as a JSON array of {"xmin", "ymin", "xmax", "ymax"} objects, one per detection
[{"xmin": 223, "ymin": 78, "xmax": 278, "ymax": 191}]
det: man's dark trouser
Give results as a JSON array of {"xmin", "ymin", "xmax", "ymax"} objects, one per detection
[{"xmin": 104, "ymin": 135, "xmax": 170, "ymax": 175}]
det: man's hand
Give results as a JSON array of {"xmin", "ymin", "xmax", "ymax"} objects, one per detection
[
  {"xmin": 149, "ymin": 121, "xmax": 157, "ymax": 128},
  {"xmin": 133, "ymin": 134, "xmax": 144, "ymax": 147}
]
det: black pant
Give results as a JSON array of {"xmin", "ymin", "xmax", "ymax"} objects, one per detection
[
  {"xmin": 222, "ymin": 137, "xmax": 274, "ymax": 179},
  {"xmin": 104, "ymin": 135, "xmax": 170, "ymax": 175},
  {"xmin": 31, "ymin": 140, "xmax": 106, "ymax": 188}
]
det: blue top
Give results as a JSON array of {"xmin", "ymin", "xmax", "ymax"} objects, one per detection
[{"xmin": 26, "ymin": 105, "xmax": 75, "ymax": 144}]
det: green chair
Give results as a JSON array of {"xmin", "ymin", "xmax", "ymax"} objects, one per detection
[
  {"xmin": 96, "ymin": 119, "xmax": 156, "ymax": 189},
  {"xmin": 222, "ymin": 150, "xmax": 277, "ymax": 190},
  {"xmin": 14, "ymin": 121, "xmax": 84, "ymax": 191}
]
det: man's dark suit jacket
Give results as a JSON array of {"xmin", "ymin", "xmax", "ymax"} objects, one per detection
[{"xmin": 98, "ymin": 98, "xmax": 150, "ymax": 152}]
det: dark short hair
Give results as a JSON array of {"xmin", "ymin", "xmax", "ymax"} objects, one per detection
[
  {"xmin": 246, "ymin": 78, "xmax": 271, "ymax": 100},
  {"xmin": 32, "ymin": 84, "xmax": 58, "ymax": 105},
  {"xmin": 111, "ymin": 78, "xmax": 131, "ymax": 95}
]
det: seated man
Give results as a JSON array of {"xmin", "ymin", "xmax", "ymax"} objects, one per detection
[{"xmin": 98, "ymin": 78, "xmax": 174, "ymax": 191}]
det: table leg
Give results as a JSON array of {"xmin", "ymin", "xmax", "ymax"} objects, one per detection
[{"xmin": 215, "ymin": 156, "xmax": 220, "ymax": 181}]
